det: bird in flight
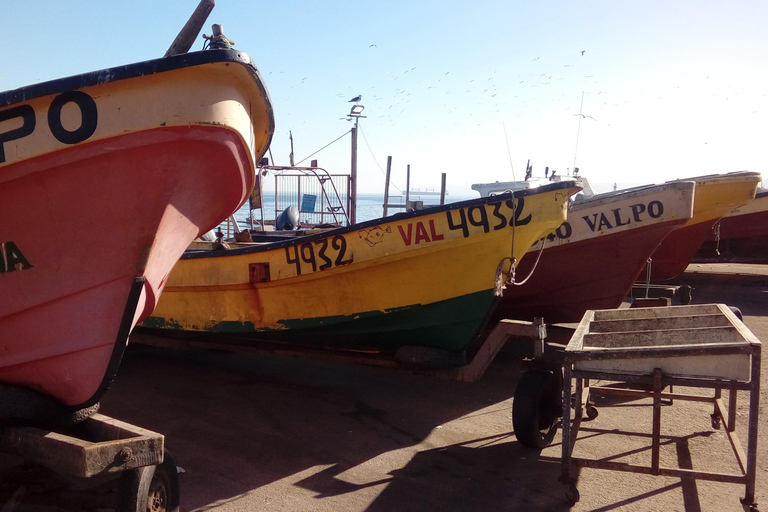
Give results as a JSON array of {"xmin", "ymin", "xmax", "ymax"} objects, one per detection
[{"xmin": 349, "ymin": 95, "xmax": 362, "ymax": 103}]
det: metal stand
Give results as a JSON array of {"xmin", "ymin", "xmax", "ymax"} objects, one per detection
[{"xmin": 560, "ymin": 305, "xmax": 761, "ymax": 510}]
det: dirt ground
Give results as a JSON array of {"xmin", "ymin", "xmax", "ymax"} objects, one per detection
[{"xmin": 8, "ymin": 263, "xmax": 768, "ymax": 511}]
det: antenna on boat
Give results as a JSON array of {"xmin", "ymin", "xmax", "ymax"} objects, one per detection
[
  {"xmin": 503, "ymin": 121, "xmax": 516, "ymax": 181},
  {"xmin": 289, "ymin": 131, "xmax": 295, "ymax": 166},
  {"xmin": 572, "ymin": 92, "xmax": 584, "ymax": 171},
  {"xmin": 165, "ymin": 0, "xmax": 216, "ymax": 57},
  {"xmin": 572, "ymin": 91, "xmax": 595, "ymax": 171}
]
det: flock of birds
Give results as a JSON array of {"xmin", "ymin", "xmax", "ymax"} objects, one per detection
[{"xmin": 261, "ymin": 38, "xmax": 763, "ymax": 190}]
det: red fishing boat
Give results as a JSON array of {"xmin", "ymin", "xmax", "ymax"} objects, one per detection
[
  {"xmin": 0, "ymin": 32, "xmax": 274, "ymax": 416},
  {"xmin": 694, "ymin": 188, "xmax": 768, "ymax": 261},
  {"xmin": 641, "ymin": 171, "xmax": 761, "ymax": 282},
  {"xmin": 493, "ymin": 181, "xmax": 696, "ymax": 324}
]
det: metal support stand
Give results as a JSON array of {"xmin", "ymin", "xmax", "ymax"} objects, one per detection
[{"xmin": 560, "ymin": 305, "xmax": 761, "ymax": 510}]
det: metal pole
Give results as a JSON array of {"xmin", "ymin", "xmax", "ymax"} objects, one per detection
[
  {"xmin": 440, "ymin": 173, "xmax": 447, "ymax": 205},
  {"xmin": 744, "ymin": 346, "xmax": 761, "ymax": 505},
  {"xmin": 561, "ymin": 362, "xmax": 573, "ymax": 479},
  {"xmin": 651, "ymin": 368, "xmax": 662, "ymax": 474},
  {"xmin": 406, "ymin": 165, "xmax": 411, "ymax": 206},
  {"xmin": 383, "ymin": 156, "xmax": 392, "ymax": 217},
  {"xmin": 350, "ymin": 122, "xmax": 358, "ymax": 225},
  {"xmin": 274, "ymin": 175, "xmax": 278, "ymax": 226}
]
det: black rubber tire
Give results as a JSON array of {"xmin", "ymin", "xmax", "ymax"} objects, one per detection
[
  {"xmin": 513, "ymin": 369, "xmax": 561, "ymax": 449},
  {"xmin": 565, "ymin": 482, "xmax": 580, "ymax": 505},
  {"xmin": 0, "ymin": 383, "xmax": 99, "ymax": 429},
  {"xmin": 117, "ymin": 449, "xmax": 180, "ymax": 512},
  {"xmin": 729, "ymin": 306, "xmax": 744, "ymax": 321}
]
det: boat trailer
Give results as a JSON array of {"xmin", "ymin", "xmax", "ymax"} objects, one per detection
[
  {"xmin": 1, "ymin": 279, "xmax": 180, "ymax": 511},
  {"xmin": 0, "ymin": 414, "xmax": 177, "ymax": 511}
]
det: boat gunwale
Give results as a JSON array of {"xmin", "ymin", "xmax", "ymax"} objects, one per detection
[
  {"xmin": 0, "ymin": 49, "xmax": 272, "ymax": 116},
  {"xmin": 569, "ymin": 180, "xmax": 695, "ymax": 211},
  {"xmin": 182, "ymin": 181, "xmax": 580, "ymax": 260},
  {"xmin": 0, "ymin": 47, "xmax": 276, "ymax": 204},
  {"xmin": 667, "ymin": 170, "xmax": 761, "ymax": 185}
]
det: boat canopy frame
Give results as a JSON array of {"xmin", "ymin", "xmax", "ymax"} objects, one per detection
[{"xmin": 260, "ymin": 164, "xmax": 352, "ymax": 228}]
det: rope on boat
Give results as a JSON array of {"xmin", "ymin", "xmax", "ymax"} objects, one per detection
[
  {"xmin": 713, "ymin": 220, "xmax": 721, "ymax": 256},
  {"xmin": 511, "ymin": 237, "xmax": 546, "ymax": 286},
  {"xmin": 494, "ymin": 236, "xmax": 548, "ymax": 296},
  {"xmin": 493, "ymin": 190, "xmax": 548, "ymax": 296},
  {"xmin": 494, "ymin": 256, "xmax": 515, "ymax": 296},
  {"xmin": 494, "ymin": 190, "xmax": 517, "ymax": 296},
  {"xmin": 644, "ymin": 258, "xmax": 653, "ymax": 298}
]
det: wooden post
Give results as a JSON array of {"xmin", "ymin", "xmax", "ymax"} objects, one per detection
[
  {"xmin": 289, "ymin": 131, "xmax": 294, "ymax": 166},
  {"xmin": 440, "ymin": 173, "xmax": 447, "ymax": 205},
  {"xmin": 383, "ymin": 156, "xmax": 392, "ymax": 217},
  {"xmin": 165, "ymin": 0, "xmax": 216, "ymax": 57}
]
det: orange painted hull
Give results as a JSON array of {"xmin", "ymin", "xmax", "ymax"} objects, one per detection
[{"xmin": 0, "ymin": 50, "xmax": 273, "ymax": 409}]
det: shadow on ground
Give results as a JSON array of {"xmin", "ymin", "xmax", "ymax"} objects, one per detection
[{"xmin": 100, "ymin": 339, "xmax": 575, "ymax": 511}]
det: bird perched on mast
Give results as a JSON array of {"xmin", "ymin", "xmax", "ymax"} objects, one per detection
[{"xmin": 349, "ymin": 95, "xmax": 362, "ymax": 103}]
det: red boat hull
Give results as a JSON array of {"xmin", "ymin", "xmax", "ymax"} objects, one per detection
[
  {"xmin": 0, "ymin": 126, "xmax": 255, "ymax": 406},
  {"xmin": 695, "ymin": 191, "xmax": 768, "ymax": 260},
  {"xmin": 495, "ymin": 222, "xmax": 683, "ymax": 323},
  {"xmin": 1, "ymin": 49, "xmax": 274, "ymax": 412},
  {"xmin": 642, "ymin": 172, "xmax": 761, "ymax": 281},
  {"xmin": 493, "ymin": 181, "xmax": 695, "ymax": 324},
  {"xmin": 642, "ymin": 221, "xmax": 717, "ymax": 281}
]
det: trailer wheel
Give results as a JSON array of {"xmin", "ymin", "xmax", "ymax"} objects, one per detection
[
  {"xmin": 117, "ymin": 449, "xmax": 180, "ymax": 512},
  {"xmin": 729, "ymin": 306, "xmax": 744, "ymax": 321},
  {"xmin": 564, "ymin": 482, "xmax": 580, "ymax": 505},
  {"xmin": 513, "ymin": 369, "xmax": 561, "ymax": 449}
]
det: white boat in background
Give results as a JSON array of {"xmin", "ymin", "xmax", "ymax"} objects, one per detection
[{"xmin": 472, "ymin": 165, "xmax": 594, "ymax": 200}]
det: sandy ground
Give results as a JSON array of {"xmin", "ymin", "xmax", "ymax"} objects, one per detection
[{"xmin": 6, "ymin": 263, "xmax": 768, "ymax": 511}]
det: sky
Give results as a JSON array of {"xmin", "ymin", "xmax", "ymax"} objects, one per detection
[{"xmin": 3, "ymin": 1, "xmax": 766, "ymax": 196}]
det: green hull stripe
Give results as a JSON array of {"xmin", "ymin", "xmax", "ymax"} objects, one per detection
[{"xmin": 144, "ymin": 289, "xmax": 498, "ymax": 353}]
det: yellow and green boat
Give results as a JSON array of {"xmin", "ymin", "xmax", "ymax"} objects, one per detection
[{"xmin": 141, "ymin": 182, "xmax": 580, "ymax": 355}]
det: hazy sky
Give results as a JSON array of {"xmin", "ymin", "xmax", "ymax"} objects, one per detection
[{"xmin": 3, "ymin": 1, "xmax": 766, "ymax": 195}]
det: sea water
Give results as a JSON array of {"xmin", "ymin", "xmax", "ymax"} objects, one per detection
[{"xmin": 217, "ymin": 192, "xmax": 476, "ymax": 234}]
